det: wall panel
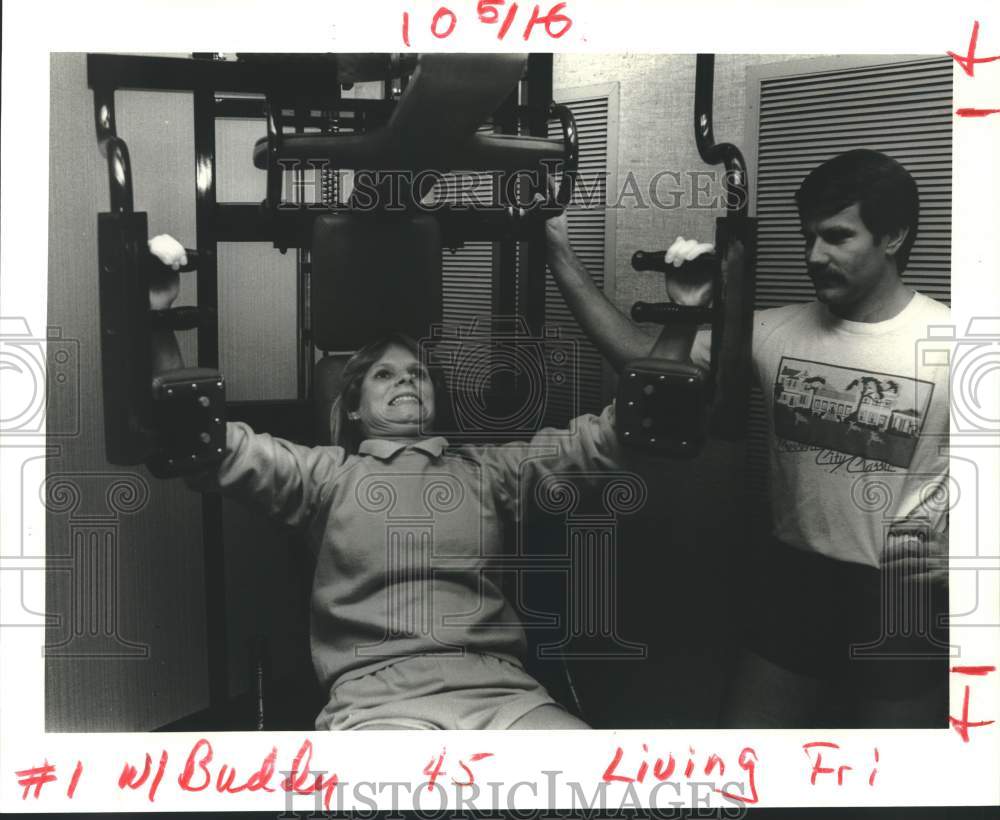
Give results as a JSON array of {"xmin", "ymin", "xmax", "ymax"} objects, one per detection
[{"xmin": 45, "ymin": 53, "xmax": 208, "ymax": 731}]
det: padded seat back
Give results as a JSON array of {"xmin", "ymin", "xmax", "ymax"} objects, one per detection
[
  {"xmin": 312, "ymin": 354, "xmax": 350, "ymax": 446},
  {"xmin": 311, "ymin": 211, "xmax": 443, "ymax": 445},
  {"xmin": 311, "ymin": 212, "xmax": 443, "ymax": 352}
]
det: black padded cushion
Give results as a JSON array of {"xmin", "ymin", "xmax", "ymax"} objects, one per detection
[
  {"xmin": 312, "ymin": 354, "xmax": 350, "ymax": 446},
  {"xmin": 253, "ymin": 54, "xmax": 528, "ymax": 172},
  {"xmin": 310, "ymin": 212, "xmax": 442, "ymax": 351},
  {"xmin": 252, "ymin": 130, "xmax": 568, "ymax": 175}
]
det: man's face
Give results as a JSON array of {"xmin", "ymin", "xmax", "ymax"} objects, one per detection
[
  {"xmin": 801, "ymin": 202, "xmax": 901, "ymax": 311},
  {"xmin": 354, "ymin": 344, "xmax": 435, "ymax": 439}
]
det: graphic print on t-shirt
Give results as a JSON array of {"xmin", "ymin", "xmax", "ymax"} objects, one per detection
[{"xmin": 772, "ymin": 356, "xmax": 934, "ymax": 469}]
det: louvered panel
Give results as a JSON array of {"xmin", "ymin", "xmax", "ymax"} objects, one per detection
[
  {"xmin": 745, "ymin": 387, "xmax": 772, "ymax": 531},
  {"xmin": 758, "ymin": 160, "xmax": 953, "ymax": 179},
  {"xmin": 441, "ymin": 242, "xmax": 493, "ymax": 328},
  {"xmin": 759, "ymin": 119, "xmax": 951, "ymax": 136},
  {"xmin": 436, "ymin": 92, "xmax": 613, "ymax": 427},
  {"xmin": 747, "ymin": 55, "xmax": 953, "ymax": 535},
  {"xmin": 437, "ymin": 120, "xmax": 497, "ymax": 362},
  {"xmin": 760, "ymin": 75, "xmax": 953, "ymax": 97},
  {"xmin": 758, "ymin": 95, "xmax": 952, "ymax": 120},
  {"xmin": 439, "ymin": 242, "xmax": 494, "ymax": 401},
  {"xmin": 762, "ymin": 72, "xmax": 952, "ymax": 96},
  {"xmin": 441, "ymin": 250, "xmax": 492, "ymax": 303},
  {"xmin": 756, "ymin": 149, "xmax": 952, "ymax": 163},
  {"xmin": 761, "ymin": 78, "xmax": 954, "ymax": 104},
  {"xmin": 432, "ymin": 125, "xmax": 498, "ymax": 408},
  {"xmin": 759, "ymin": 136, "xmax": 952, "ymax": 155},
  {"xmin": 544, "ymin": 291, "xmax": 606, "ymax": 422},
  {"xmin": 760, "ymin": 113, "xmax": 952, "ymax": 132},
  {"xmin": 762, "ymin": 62, "xmax": 951, "ymax": 94},
  {"xmin": 545, "ymin": 93, "xmax": 611, "ymax": 422}
]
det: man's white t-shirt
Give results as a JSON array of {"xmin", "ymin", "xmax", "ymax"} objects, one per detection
[{"xmin": 692, "ymin": 291, "xmax": 950, "ymax": 568}]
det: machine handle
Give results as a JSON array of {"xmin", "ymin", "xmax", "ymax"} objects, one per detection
[
  {"xmin": 631, "ymin": 302, "xmax": 714, "ymax": 325},
  {"xmin": 150, "ymin": 306, "xmax": 217, "ymax": 331},
  {"xmin": 147, "ymin": 247, "xmax": 202, "ymax": 274},
  {"xmin": 631, "ymin": 249, "xmax": 718, "ymax": 276},
  {"xmin": 630, "ymin": 250, "xmax": 667, "ymax": 272}
]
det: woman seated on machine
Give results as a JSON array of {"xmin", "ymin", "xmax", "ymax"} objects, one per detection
[{"xmin": 149, "ymin": 234, "xmax": 623, "ymax": 731}]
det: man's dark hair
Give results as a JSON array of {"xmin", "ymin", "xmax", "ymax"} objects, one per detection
[{"xmin": 794, "ymin": 149, "xmax": 920, "ymax": 273}]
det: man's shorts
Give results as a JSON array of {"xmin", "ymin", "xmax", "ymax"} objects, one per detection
[
  {"xmin": 317, "ymin": 653, "xmax": 562, "ymax": 730},
  {"xmin": 743, "ymin": 537, "xmax": 949, "ymax": 701}
]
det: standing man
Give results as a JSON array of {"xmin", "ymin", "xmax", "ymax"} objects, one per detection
[{"xmin": 545, "ymin": 149, "xmax": 950, "ymax": 727}]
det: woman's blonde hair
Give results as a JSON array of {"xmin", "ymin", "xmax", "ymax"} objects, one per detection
[{"xmin": 329, "ymin": 332, "xmax": 455, "ymax": 453}]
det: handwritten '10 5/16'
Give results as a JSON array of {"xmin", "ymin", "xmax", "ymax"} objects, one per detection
[{"xmin": 402, "ymin": 1, "xmax": 572, "ymax": 45}]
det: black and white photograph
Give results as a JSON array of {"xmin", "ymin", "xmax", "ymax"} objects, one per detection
[{"xmin": 2, "ymin": 1, "xmax": 999, "ymax": 815}]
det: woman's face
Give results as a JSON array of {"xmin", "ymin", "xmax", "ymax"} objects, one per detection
[{"xmin": 354, "ymin": 343, "xmax": 436, "ymax": 439}]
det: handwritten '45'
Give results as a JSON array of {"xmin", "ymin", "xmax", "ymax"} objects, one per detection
[{"xmin": 423, "ymin": 748, "xmax": 495, "ymax": 789}]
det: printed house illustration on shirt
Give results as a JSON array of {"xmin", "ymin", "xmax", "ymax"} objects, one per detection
[{"xmin": 772, "ymin": 357, "xmax": 934, "ymax": 468}]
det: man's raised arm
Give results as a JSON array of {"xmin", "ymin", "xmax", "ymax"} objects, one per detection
[{"xmin": 544, "ymin": 208, "xmax": 713, "ymax": 371}]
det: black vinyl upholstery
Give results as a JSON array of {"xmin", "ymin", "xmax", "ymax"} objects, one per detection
[
  {"xmin": 254, "ymin": 54, "xmax": 531, "ymax": 173},
  {"xmin": 310, "ymin": 212, "xmax": 443, "ymax": 352}
]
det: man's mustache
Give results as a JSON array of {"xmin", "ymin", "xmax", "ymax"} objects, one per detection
[{"xmin": 808, "ymin": 265, "xmax": 844, "ymax": 281}]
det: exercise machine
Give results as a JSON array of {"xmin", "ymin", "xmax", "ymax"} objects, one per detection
[
  {"xmin": 616, "ymin": 54, "xmax": 757, "ymax": 458},
  {"xmin": 89, "ymin": 51, "xmax": 757, "ymax": 729},
  {"xmin": 90, "ymin": 51, "xmax": 577, "ymax": 727},
  {"xmin": 91, "ymin": 52, "xmax": 577, "ymax": 477}
]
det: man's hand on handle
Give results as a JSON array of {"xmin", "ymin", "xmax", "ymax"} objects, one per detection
[{"xmin": 663, "ymin": 236, "xmax": 715, "ymax": 307}]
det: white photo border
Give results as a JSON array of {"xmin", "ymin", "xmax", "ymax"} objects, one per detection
[{"xmin": 2, "ymin": 0, "xmax": 999, "ymax": 813}]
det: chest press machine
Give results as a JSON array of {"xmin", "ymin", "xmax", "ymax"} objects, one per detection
[
  {"xmin": 617, "ymin": 55, "xmax": 758, "ymax": 457},
  {"xmin": 91, "ymin": 52, "xmax": 576, "ymax": 478},
  {"xmin": 91, "ymin": 52, "xmax": 577, "ymax": 724},
  {"xmin": 92, "ymin": 51, "xmax": 755, "ymax": 474},
  {"xmin": 90, "ymin": 52, "xmax": 756, "ymax": 726}
]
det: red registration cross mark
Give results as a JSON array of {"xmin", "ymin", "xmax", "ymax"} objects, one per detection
[
  {"xmin": 950, "ymin": 665, "xmax": 996, "ymax": 742},
  {"xmin": 948, "ymin": 21, "xmax": 1000, "ymax": 117}
]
